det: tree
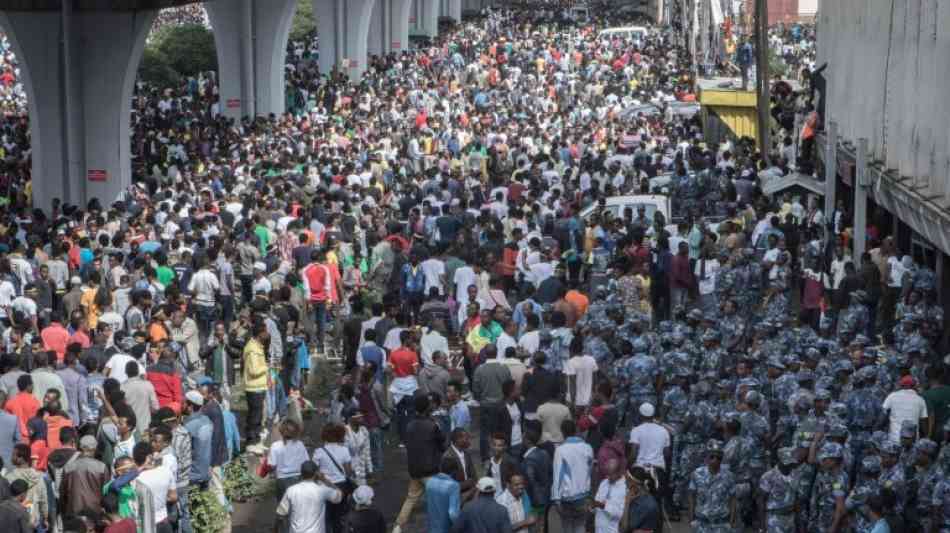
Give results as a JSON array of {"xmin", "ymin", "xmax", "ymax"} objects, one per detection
[
  {"xmin": 290, "ymin": 0, "xmax": 316, "ymax": 41},
  {"xmin": 156, "ymin": 23, "xmax": 217, "ymax": 78},
  {"xmin": 138, "ymin": 47, "xmax": 180, "ymax": 88}
]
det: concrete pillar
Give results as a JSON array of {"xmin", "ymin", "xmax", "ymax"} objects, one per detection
[
  {"xmin": 206, "ymin": 0, "xmax": 297, "ymax": 120},
  {"xmin": 853, "ymin": 138, "xmax": 868, "ymax": 265},
  {"xmin": 392, "ymin": 0, "xmax": 412, "ymax": 54},
  {"xmin": 441, "ymin": 0, "xmax": 461, "ymax": 22},
  {"xmin": 314, "ymin": 0, "xmax": 375, "ymax": 79},
  {"xmin": 421, "ymin": 0, "xmax": 440, "ymax": 37},
  {"xmin": 824, "ymin": 120, "xmax": 837, "ymax": 235},
  {"xmin": 0, "ymin": 8, "xmax": 156, "ymax": 211},
  {"xmin": 369, "ymin": 0, "xmax": 413, "ymax": 57}
]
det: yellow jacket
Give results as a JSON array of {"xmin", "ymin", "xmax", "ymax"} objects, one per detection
[{"xmin": 243, "ymin": 338, "xmax": 268, "ymax": 392}]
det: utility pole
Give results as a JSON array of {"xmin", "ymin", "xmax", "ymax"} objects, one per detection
[{"xmin": 755, "ymin": 0, "xmax": 770, "ymax": 165}]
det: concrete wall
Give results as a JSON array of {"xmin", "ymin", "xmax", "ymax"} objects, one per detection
[{"xmin": 818, "ymin": 0, "xmax": 950, "ymax": 200}]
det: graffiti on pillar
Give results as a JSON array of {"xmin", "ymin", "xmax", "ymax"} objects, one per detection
[
  {"xmin": 226, "ymin": 98, "xmax": 241, "ymax": 109},
  {"xmin": 343, "ymin": 59, "xmax": 360, "ymax": 69},
  {"xmin": 87, "ymin": 169, "xmax": 107, "ymax": 182},
  {"xmin": 392, "ymin": 41, "xmax": 402, "ymax": 48}
]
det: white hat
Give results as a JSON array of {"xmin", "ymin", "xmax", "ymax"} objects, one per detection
[
  {"xmin": 185, "ymin": 390, "xmax": 204, "ymax": 406},
  {"xmin": 476, "ymin": 477, "xmax": 497, "ymax": 493},
  {"xmin": 639, "ymin": 402, "xmax": 655, "ymax": 417},
  {"xmin": 253, "ymin": 261, "xmax": 266, "ymax": 272},
  {"xmin": 70, "ymin": 276, "xmax": 82, "ymax": 286},
  {"xmin": 353, "ymin": 485, "xmax": 374, "ymax": 506}
]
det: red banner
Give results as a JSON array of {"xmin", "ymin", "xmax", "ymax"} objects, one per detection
[{"xmin": 87, "ymin": 169, "xmax": 107, "ymax": 182}]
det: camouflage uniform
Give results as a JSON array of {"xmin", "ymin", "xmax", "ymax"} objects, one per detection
[
  {"xmin": 933, "ymin": 469, "xmax": 950, "ymax": 533},
  {"xmin": 678, "ymin": 385, "xmax": 718, "ymax": 512},
  {"xmin": 662, "ymin": 375, "xmax": 690, "ymax": 507},
  {"xmin": 758, "ymin": 448, "xmax": 799, "ymax": 533},
  {"xmin": 723, "ymin": 430, "xmax": 755, "ymax": 528},
  {"xmin": 879, "ymin": 440, "xmax": 906, "ymax": 513},
  {"xmin": 689, "ymin": 443, "xmax": 737, "ymax": 533},
  {"xmin": 763, "ymin": 265, "xmax": 789, "ymax": 323},
  {"xmin": 809, "ymin": 443, "xmax": 849, "ymax": 533},
  {"xmin": 844, "ymin": 456, "xmax": 882, "ymax": 533},
  {"xmin": 836, "ymin": 291, "xmax": 869, "ymax": 339},
  {"xmin": 908, "ymin": 439, "xmax": 940, "ymax": 531},
  {"xmin": 619, "ymin": 348, "xmax": 658, "ymax": 427}
]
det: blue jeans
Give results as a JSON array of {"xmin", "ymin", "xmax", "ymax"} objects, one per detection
[
  {"xmin": 369, "ymin": 427, "xmax": 384, "ymax": 473},
  {"xmin": 311, "ymin": 300, "xmax": 328, "ymax": 350},
  {"xmin": 177, "ymin": 486, "xmax": 192, "ymax": 533}
]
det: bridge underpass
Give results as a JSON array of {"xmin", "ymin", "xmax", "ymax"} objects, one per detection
[{"xmin": 0, "ymin": 0, "xmax": 469, "ymax": 211}]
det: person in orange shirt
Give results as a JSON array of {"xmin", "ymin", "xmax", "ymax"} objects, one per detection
[
  {"xmin": 564, "ymin": 288, "xmax": 590, "ymax": 319},
  {"xmin": 5, "ymin": 374, "xmax": 40, "ymax": 439},
  {"xmin": 148, "ymin": 307, "xmax": 170, "ymax": 343}
]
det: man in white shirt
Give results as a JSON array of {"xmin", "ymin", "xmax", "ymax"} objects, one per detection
[
  {"xmin": 882, "ymin": 375, "xmax": 928, "ymax": 441},
  {"xmin": 495, "ymin": 320, "xmax": 518, "ymax": 360},
  {"xmin": 565, "ymin": 347, "xmax": 598, "ymax": 409},
  {"xmin": 628, "ymin": 402, "xmax": 670, "ymax": 470},
  {"xmin": 592, "ymin": 459, "xmax": 628, "ymax": 533},
  {"xmin": 420, "ymin": 255, "xmax": 446, "ymax": 295},
  {"xmin": 276, "ymin": 460, "xmax": 342, "ymax": 533},
  {"xmin": 133, "ymin": 441, "xmax": 177, "ymax": 531},
  {"xmin": 420, "ymin": 323, "xmax": 450, "ymax": 367}
]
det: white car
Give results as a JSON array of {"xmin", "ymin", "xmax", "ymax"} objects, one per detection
[{"xmin": 579, "ymin": 194, "xmax": 671, "ymax": 223}]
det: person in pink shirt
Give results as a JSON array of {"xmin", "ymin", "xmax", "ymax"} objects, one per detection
[{"xmin": 40, "ymin": 313, "xmax": 70, "ymax": 363}]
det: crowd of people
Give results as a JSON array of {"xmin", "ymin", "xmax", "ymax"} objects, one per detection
[{"xmin": 0, "ymin": 2, "xmax": 943, "ymax": 533}]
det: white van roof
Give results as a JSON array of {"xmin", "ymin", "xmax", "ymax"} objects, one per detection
[{"xmin": 599, "ymin": 26, "xmax": 649, "ymax": 36}]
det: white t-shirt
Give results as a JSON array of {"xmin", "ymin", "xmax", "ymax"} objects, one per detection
[
  {"xmin": 518, "ymin": 331, "xmax": 540, "ymax": 356},
  {"xmin": 882, "ymin": 389, "xmax": 928, "ymax": 441},
  {"xmin": 565, "ymin": 355, "xmax": 599, "ymax": 407},
  {"xmin": 507, "ymin": 402, "xmax": 523, "ymax": 446},
  {"xmin": 496, "ymin": 332, "xmax": 518, "ymax": 359},
  {"xmin": 105, "ymin": 353, "xmax": 145, "ymax": 384},
  {"xmin": 420, "ymin": 258, "xmax": 446, "ymax": 295},
  {"xmin": 453, "ymin": 266, "xmax": 477, "ymax": 299},
  {"xmin": 276, "ymin": 480, "xmax": 342, "ymax": 533},
  {"xmin": 313, "ymin": 444, "xmax": 352, "ymax": 484},
  {"xmin": 138, "ymin": 465, "xmax": 174, "ymax": 523},
  {"xmin": 268, "ymin": 439, "xmax": 311, "ymax": 479},
  {"xmin": 628, "ymin": 422, "xmax": 670, "ymax": 468}
]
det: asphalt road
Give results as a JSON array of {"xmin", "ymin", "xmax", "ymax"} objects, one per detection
[{"xmin": 229, "ymin": 405, "xmax": 692, "ymax": 533}]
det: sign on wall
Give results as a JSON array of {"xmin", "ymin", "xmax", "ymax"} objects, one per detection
[{"xmin": 87, "ymin": 169, "xmax": 107, "ymax": 182}]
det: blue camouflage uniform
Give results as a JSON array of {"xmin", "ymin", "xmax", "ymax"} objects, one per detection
[{"xmin": 758, "ymin": 448, "xmax": 799, "ymax": 533}]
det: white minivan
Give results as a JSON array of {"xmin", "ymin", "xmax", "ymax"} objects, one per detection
[
  {"xmin": 598, "ymin": 26, "xmax": 649, "ymax": 43},
  {"xmin": 579, "ymin": 194, "xmax": 671, "ymax": 223}
]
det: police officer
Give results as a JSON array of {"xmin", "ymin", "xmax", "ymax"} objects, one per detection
[
  {"xmin": 844, "ymin": 455, "xmax": 883, "ymax": 533},
  {"xmin": 688, "ymin": 440, "xmax": 737, "ymax": 532},
  {"xmin": 758, "ymin": 447, "xmax": 799, "ymax": 533},
  {"xmin": 809, "ymin": 441, "xmax": 848, "ymax": 533}
]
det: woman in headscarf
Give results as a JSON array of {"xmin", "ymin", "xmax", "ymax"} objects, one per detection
[{"xmin": 620, "ymin": 465, "xmax": 660, "ymax": 533}]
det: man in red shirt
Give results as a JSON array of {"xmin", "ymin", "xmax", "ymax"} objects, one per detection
[
  {"xmin": 301, "ymin": 249, "xmax": 335, "ymax": 353},
  {"xmin": 388, "ymin": 330, "xmax": 420, "ymax": 446},
  {"xmin": 145, "ymin": 346, "xmax": 184, "ymax": 412},
  {"xmin": 670, "ymin": 241, "xmax": 693, "ymax": 310},
  {"xmin": 5, "ymin": 374, "xmax": 39, "ymax": 439},
  {"xmin": 40, "ymin": 313, "xmax": 70, "ymax": 363}
]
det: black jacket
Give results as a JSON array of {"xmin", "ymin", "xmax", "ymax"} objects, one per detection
[
  {"xmin": 522, "ymin": 368, "xmax": 561, "ymax": 414},
  {"xmin": 521, "ymin": 446, "xmax": 552, "ymax": 507},
  {"xmin": 483, "ymin": 400, "xmax": 523, "ymax": 446},
  {"xmin": 405, "ymin": 416, "xmax": 446, "ymax": 479}
]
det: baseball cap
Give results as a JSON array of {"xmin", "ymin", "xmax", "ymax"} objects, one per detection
[
  {"xmin": 476, "ymin": 477, "xmax": 497, "ymax": 493},
  {"xmin": 353, "ymin": 485, "xmax": 374, "ymax": 506},
  {"xmin": 185, "ymin": 390, "xmax": 204, "ymax": 406},
  {"xmin": 899, "ymin": 375, "xmax": 916, "ymax": 388},
  {"xmin": 79, "ymin": 435, "xmax": 97, "ymax": 450}
]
